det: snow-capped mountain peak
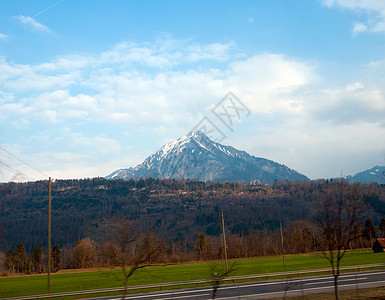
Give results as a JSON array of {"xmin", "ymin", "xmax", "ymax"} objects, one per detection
[
  {"xmin": 106, "ymin": 131, "xmax": 309, "ymax": 184},
  {"xmin": 158, "ymin": 131, "xmax": 211, "ymax": 158}
]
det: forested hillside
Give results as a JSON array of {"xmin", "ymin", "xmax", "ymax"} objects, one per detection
[{"xmin": 1, "ymin": 178, "xmax": 385, "ymax": 252}]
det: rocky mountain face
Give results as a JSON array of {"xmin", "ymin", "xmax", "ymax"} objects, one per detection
[
  {"xmin": 106, "ymin": 131, "xmax": 310, "ymax": 184},
  {"xmin": 346, "ymin": 166, "xmax": 385, "ymax": 184}
]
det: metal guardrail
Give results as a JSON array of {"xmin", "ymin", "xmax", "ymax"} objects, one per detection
[{"xmin": 3, "ymin": 263, "xmax": 385, "ymax": 299}]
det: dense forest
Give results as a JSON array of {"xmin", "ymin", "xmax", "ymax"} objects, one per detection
[{"xmin": 1, "ymin": 178, "xmax": 385, "ymax": 254}]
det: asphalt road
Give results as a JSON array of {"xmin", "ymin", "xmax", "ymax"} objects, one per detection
[{"xmin": 90, "ymin": 269, "xmax": 385, "ymax": 299}]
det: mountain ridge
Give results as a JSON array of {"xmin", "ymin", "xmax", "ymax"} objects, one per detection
[
  {"xmin": 106, "ymin": 131, "xmax": 310, "ymax": 184},
  {"xmin": 346, "ymin": 165, "xmax": 385, "ymax": 185}
]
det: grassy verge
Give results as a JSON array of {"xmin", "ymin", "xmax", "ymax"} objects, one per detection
[{"xmin": 0, "ymin": 250, "xmax": 384, "ymax": 299}]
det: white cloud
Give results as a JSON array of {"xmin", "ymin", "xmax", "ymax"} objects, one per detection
[
  {"xmin": 0, "ymin": 33, "xmax": 7, "ymax": 39},
  {"xmin": 184, "ymin": 43, "xmax": 234, "ymax": 62},
  {"xmin": 225, "ymin": 54, "xmax": 315, "ymax": 115},
  {"xmin": 306, "ymin": 84, "xmax": 385, "ymax": 125},
  {"xmin": 2, "ymin": 39, "xmax": 385, "ymax": 180},
  {"xmin": 323, "ymin": 0, "xmax": 385, "ymax": 33},
  {"xmin": 58, "ymin": 128, "xmax": 121, "ymax": 154},
  {"xmin": 84, "ymin": 69, "xmax": 221, "ymax": 125},
  {"xmin": 0, "ymin": 90, "xmax": 14, "ymax": 104},
  {"xmin": 0, "ymin": 59, "xmax": 81, "ymax": 91},
  {"xmin": 100, "ymin": 43, "xmax": 170, "ymax": 68},
  {"xmin": 36, "ymin": 55, "xmax": 95, "ymax": 72},
  {"xmin": 322, "ymin": 0, "xmax": 385, "ymax": 12},
  {"xmin": 0, "ymin": 89, "xmax": 74, "ymax": 123},
  {"xmin": 6, "ymin": 71, "xmax": 80, "ymax": 91},
  {"xmin": 0, "ymin": 129, "xmax": 125, "ymax": 181},
  {"xmin": 373, "ymin": 20, "xmax": 385, "ymax": 32},
  {"xmin": 352, "ymin": 22, "xmax": 368, "ymax": 34},
  {"xmin": 98, "ymin": 40, "xmax": 234, "ymax": 68},
  {"xmin": 15, "ymin": 15, "xmax": 50, "ymax": 32},
  {"xmin": 345, "ymin": 82, "xmax": 364, "ymax": 91},
  {"xmin": 0, "ymin": 44, "xmax": 316, "ymax": 128},
  {"xmin": 242, "ymin": 120, "xmax": 385, "ymax": 179}
]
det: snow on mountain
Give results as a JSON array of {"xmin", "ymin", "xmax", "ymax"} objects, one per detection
[
  {"xmin": 106, "ymin": 131, "xmax": 310, "ymax": 184},
  {"xmin": 346, "ymin": 166, "xmax": 385, "ymax": 184}
]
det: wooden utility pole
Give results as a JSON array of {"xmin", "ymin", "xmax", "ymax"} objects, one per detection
[
  {"xmin": 313, "ymin": 230, "xmax": 317, "ymax": 255},
  {"xmin": 280, "ymin": 220, "xmax": 285, "ymax": 267},
  {"xmin": 48, "ymin": 177, "xmax": 51, "ymax": 294},
  {"xmin": 221, "ymin": 209, "xmax": 229, "ymax": 276}
]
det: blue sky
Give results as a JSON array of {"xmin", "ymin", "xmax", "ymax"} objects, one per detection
[{"xmin": 1, "ymin": 0, "xmax": 385, "ymax": 181}]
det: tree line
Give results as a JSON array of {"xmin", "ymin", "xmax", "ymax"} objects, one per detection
[
  {"xmin": 1, "ymin": 216, "xmax": 382, "ymax": 274},
  {"xmin": 1, "ymin": 178, "xmax": 385, "ymax": 253},
  {"xmin": 1, "ymin": 179, "xmax": 379, "ymax": 300},
  {"xmin": 2, "ymin": 243, "xmax": 60, "ymax": 274}
]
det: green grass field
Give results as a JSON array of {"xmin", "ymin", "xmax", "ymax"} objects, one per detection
[{"xmin": 1, "ymin": 250, "xmax": 384, "ymax": 299}]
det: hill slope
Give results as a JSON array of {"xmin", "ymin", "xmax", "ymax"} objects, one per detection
[
  {"xmin": 346, "ymin": 166, "xmax": 385, "ymax": 184},
  {"xmin": 2, "ymin": 178, "xmax": 385, "ymax": 252}
]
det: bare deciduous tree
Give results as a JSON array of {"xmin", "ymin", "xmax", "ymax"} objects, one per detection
[
  {"xmin": 70, "ymin": 237, "xmax": 98, "ymax": 268},
  {"xmin": 100, "ymin": 241, "xmax": 118, "ymax": 267},
  {"xmin": 0, "ymin": 251, "xmax": 6, "ymax": 273},
  {"xmin": 315, "ymin": 182, "xmax": 364, "ymax": 300},
  {"xmin": 111, "ymin": 220, "xmax": 167, "ymax": 300},
  {"xmin": 208, "ymin": 262, "xmax": 238, "ymax": 299},
  {"xmin": 284, "ymin": 220, "xmax": 314, "ymax": 254}
]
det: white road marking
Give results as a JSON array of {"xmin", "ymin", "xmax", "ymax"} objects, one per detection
[
  {"xmin": 343, "ymin": 270, "xmax": 385, "ymax": 276},
  {"xmin": 106, "ymin": 288, "xmax": 211, "ymax": 299},
  {"xmin": 218, "ymin": 274, "xmax": 368, "ymax": 290},
  {"xmin": 152, "ymin": 293, "xmax": 210, "ymax": 300},
  {"xmin": 100, "ymin": 270, "xmax": 385, "ymax": 300},
  {"xmin": 108, "ymin": 293, "xmax": 210, "ymax": 300},
  {"xmin": 215, "ymin": 280, "xmax": 385, "ymax": 299}
]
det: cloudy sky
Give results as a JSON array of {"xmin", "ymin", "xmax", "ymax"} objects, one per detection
[{"xmin": 1, "ymin": 0, "xmax": 385, "ymax": 181}]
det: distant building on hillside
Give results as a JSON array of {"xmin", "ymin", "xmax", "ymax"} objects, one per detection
[{"xmin": 372, "ymin": 238, "xmax": 385, "ymax": 253}]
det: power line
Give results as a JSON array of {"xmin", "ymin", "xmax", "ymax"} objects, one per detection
[
  {"xmin": 0, "ymin": 146, "xmax": 49, "ymax": 179},
  {"xmin": 0, "ymin": 161, "xmax": 35, "ymax": 182}
]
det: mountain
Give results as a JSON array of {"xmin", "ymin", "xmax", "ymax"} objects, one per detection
[
  {"xmin": 346, "ymin": 166, "xmax": 385, "ymax": 184},
  {"xmin": 106, "ymin": 131, "xmax": 309, "ymax": 184}
]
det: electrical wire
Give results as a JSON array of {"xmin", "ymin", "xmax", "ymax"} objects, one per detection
[
  {"xmin": 0, "ymin": 161, "xmax": 35, "ymax": 181},
  {"xmin": 0, "ymin": 146, "xmax": 49, "ymax": 179}
]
